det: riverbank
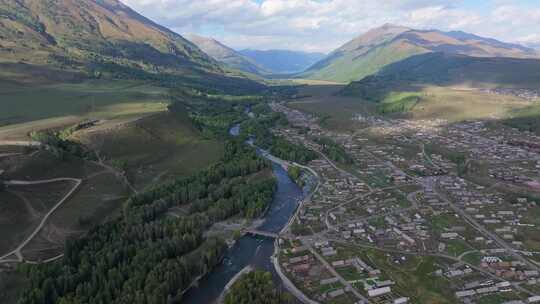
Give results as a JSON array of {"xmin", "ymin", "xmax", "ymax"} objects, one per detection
[
  {"xmin": 217, "ymin": 265, "xmax": 253, "ymax": 304},
  {"xmin": 272, "ymin": 161, "xmax": 321, "ymax": 304},
  {"xmin": 183, "ymin": 118, "xmax": 315, "ymax": 304}
]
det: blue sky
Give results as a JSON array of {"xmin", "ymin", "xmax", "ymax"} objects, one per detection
[{"xmin": 122, "ymin": 0, "xmax": 540, "ymax": 53}]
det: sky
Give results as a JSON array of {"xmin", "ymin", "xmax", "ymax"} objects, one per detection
[{"xmin": 121, "ymin": 0, "xmax": 540, "ymax": 53}]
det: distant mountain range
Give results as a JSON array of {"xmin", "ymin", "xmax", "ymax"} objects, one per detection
[
  {"xmin": 186, "ymin": 34, "xmax": 326, "ymax": 75},
  {"xmin": 187, "ymin": 35, "xmax": 268, "ymax": 75},
  {"xmin": 303, "ymin": 24, "xmax": 540, "ymax": 83},
  {"xmin": 238, "ymin": 49, "xmax": 326, "ymax": 74}
]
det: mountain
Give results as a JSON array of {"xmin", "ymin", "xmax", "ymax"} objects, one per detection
[
  {"xmin": 187, "ymin": 34, "xmax": 268, "ymax": 75},
  {"xmin": 0, "ymin": 0, "xmax": 264, "ymax": 92},
  {"xmin": 303, "ymin": 24, "xmax": 540, "ymax": 83},
  {"xmin": 341, "ymin": 52, "xmax": 540, "ymax": 99},
  {"xmin": 239, "ymin": 49, "xmax": 326, "ymax": 74}
]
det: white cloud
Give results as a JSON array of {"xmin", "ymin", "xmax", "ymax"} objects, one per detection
[{"xmin": 121, "ymin": 0, "xmax": 540, "ymax": 53}]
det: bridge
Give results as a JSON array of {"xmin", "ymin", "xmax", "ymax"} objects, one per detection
[{"xmin": 244, "ymin": 229, "xmax": 280, "ymax": 239}]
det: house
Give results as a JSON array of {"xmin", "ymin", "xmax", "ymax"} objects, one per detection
[
  {"xmin": 394, "ymin": 297, "xmax": 409, "ymax": 304},
  {"xmin": 368, "ymin": 287, "xmax": 391, "ymax": 298},
  {"xmin": 441, "ymin": 232, "xmax": 459, "ymax": 239}
]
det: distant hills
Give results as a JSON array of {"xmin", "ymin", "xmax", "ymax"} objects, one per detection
[
  {"xmin": 303, "ymin": 24, "xmax": 540, "ymax": 83},
  {"xmin": 185, "ymin": 35, "xmax": 326, "ymax": 75},
  {"xmin": 187, "ymin": 34, "xmax": 268, "ymax": 75},
  {"xmin": 0, "ymin": 0, "xmax": 264, "ymax": 92},
  {"xmin": 239, "ymin": 49, "xmax": 326, "ymax": 74}
]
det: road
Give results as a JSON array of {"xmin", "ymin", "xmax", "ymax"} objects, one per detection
[
  {"xmin": 273, "ymin": 242, "xmax": 321, "ymax": 304},
  {"xmin": 0, "ymin": 140, "xmax": 42, "ymax": 147},
  {"xmin": 0, "ymin": 177, "xmax": 82, "ymax": 263}
]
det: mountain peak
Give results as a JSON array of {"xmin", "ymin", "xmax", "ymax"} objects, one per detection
[
  {"xmin": 187, "ymin": 34, "xmax": 268, "ymax": 75},
  {"xmin": 379, "ymin": 23, "xmax": 410, "ymax": 30},
  {"xmin": 304, "ymin": 24, "xmax": 540, "ymax": 83}
]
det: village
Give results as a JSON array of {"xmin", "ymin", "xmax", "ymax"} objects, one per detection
[{"xmin": 269, "ymin": 102, "xmax": 540, "ymax": 304}]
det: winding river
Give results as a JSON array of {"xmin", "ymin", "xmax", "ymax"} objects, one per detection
[{"xmin": 182, "ymin": 123, "xmax": 310, "ymax": 304}]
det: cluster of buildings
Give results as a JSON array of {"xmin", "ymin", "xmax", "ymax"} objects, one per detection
[
  {"xmin": 271, "ymin": 101, "xmax": 540, "ymax": 303},
  {"xmin": 482, "ymin": 88, "xmax": 540, "ymax": 101}
]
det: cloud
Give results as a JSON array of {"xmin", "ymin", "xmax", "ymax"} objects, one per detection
[{"xmin": 121, "ymin": 0, "xmax": 540, "ymax": 53}]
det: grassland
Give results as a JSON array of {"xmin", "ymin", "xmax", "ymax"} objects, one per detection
[
  {"xmin": 350, "ymin": 246, "xmax": 456, "ymax": 304},
  {"xmin": 502, "ymin": 103, "xmax": 540, "ymax": 135},
  {"xmin": 377, "ymin": 92, "xmax": 422, "ymax": 114},
  {"xmin": 0, "ymin": 191, "xmax": 39, "ymax": 254},
  {"xmin": 0, "ymin": 181, "xmax": 74, "ymax": 255},
  {"xmin": 303, "ymin": 42, "xmax": 426, "ymax": 83},
  {"xmin": 289, "ymin": 84, "xmax": 532, "ymax": 133},
  {"xmin": 409, "ymin": 87, "xmax": 529, "ymax": 122},
  {"xmin": 288, "ymin": 85, "xmax": 375, "ymax": 132},
  {"xmin": 0, "ymin": 79, "xmax": 169, "ymax": 139},
  {"xmin": 50, "ymin": 172, "xmax": 128, "ymax": 231},
  {"xmin": 0, "ymin": 79, "xmax": 225, "ymax": 264},
  {"xmin": 0, "ymin": 151, "xmax": 102, "ymax": 180},
  {"xmin": 79, "ymin": 109, "xmax": 224, "ymax": 190}
]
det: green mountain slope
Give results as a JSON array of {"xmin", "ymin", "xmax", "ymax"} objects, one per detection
[
  {"xmin": 0, "ymin": 0, "xmax": 216, "ymax": 71},
  {"xmin": 0, "ymin": 0, "xmax": 265, "ymax": 93},
  {"xmin": 341, "ymin": 52, "xmax": 540, "ymax": 98},
  {"xmin": 188, "ymin": 35, "xmax": 268, "ymax": 75},
  {"xmin": 303, "ymin": 24, "xmax": 540, "ymax": 83}
]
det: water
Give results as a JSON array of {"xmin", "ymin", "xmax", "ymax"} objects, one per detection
[
  {"xmin": 228, "ymin": 124, "xmax": 240, "ymax": 137},
  {"xmin": 182, "ymin": 123, "xmax": 306, "ymax": 304}
]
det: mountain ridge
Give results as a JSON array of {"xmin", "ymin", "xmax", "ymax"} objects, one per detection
[
  {"xmin": 303, "ymin": 24, "xmax": 540, "ymax": 83},
  {"xmin": 187, "ymin": 34, "xmax": 268, "ymax": 75}
]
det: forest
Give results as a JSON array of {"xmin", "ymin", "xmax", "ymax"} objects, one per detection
[
  {"xmin": 238, "ymin": 104, "xmax": 318, "ymax": 165},
  {"xmin": 224, "ymin": 271, "xmax": 295, "ymax": 304},
  {"xmin": 16, "ymin": 88, "xmax": 284, "ymax": 304},
  {"xmin": 18, "ymin": 139, "xmax": 276, "ymax": 304},
  {"xmin": 314, "ymin": 136, "xmax": 353, "ymax": 164},
  {"xmin": 16, "ymin": 85, "xmax": 312, "ymax": 304}
]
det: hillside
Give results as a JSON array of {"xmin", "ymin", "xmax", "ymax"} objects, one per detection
[
  {"xmin": 188, "ymin": 35, "xmax": 268, "ymax": 75},
  {"xmin": 303, "ymin": 24, "xmax": 540, "ymax": 83},
  {"xmin": 0, "ymin": 0, "xmax": 264, "ymax": 92},
  {"xmin": 341, "ymin": 52, "xmax": 540, "ymax": 99},
  {"xmin": 239, "ymin": 49, "xmax": 325, "ymax": 74}
]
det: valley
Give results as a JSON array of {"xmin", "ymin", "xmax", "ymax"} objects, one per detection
[{"xmin": 2, "ymin": 1, "xmax": 540, "ymax": 304}]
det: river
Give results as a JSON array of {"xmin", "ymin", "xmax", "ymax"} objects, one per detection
[{"xmin": 182, "ymin": 123, "xmax": 310, "ymax": 304}]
